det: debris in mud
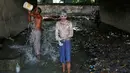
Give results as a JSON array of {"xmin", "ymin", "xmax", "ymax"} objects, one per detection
[{"xmin": 73, "ymin": 23, "xmax": 130, "ymax": 73}]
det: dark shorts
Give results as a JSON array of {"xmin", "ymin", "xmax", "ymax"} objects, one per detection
[{"xmin": 59, "ymin": 40, "xmax": 71, "ymax": 64}]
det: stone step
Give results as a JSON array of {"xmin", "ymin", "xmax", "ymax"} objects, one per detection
[{"xmin": 0, "ymin": 49, "xmax": 24, "ymax": 71}]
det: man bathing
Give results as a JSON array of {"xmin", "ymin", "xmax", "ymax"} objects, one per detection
[{"xmin": 28, "ymin": 7, "xmax": 42, "ymax": 60}]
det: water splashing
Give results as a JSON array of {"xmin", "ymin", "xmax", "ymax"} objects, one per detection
[
  {"xmin": 41, "ymin": 23, "xmax": 59, "ymax": 62},
  {"xmin": 9, "ymin": 22, "xmax": 59, "ymax": 64}
]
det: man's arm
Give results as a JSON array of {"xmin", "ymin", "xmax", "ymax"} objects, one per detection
[
  {"xmin": 55, "ymin": 22, "xmax": 61, "ymax": 41},
  {"xmin": 68, "ymin": 22, "xmax": 73, "ymax": 38},
  {"xmin": 28, "ymin": 11, "xmax": 31, "ymax": 22},
  {"xmin": 28, "ymin": 11, "xmax": 37, "ymax": 18}
]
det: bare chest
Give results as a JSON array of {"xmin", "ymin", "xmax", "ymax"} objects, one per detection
[{"xmin": 34, "ymin": 18, "xmax": 41, "ymax": 26}]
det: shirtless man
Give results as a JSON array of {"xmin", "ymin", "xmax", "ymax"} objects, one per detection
[
  {"xmin": 55, "ymin": 10, "xmax": 73, "ymax": 73},
  {"xmin": 28, "ymin": 7, "xmax": 42, "ymax": 60}
]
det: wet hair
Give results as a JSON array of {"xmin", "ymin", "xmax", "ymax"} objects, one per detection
[
  {"xmin": 37, "ymin": 7, "xmax": 42, "ymax": 14},
  {"xmin": 31, "ymin": 7, "xmax": 42, "ymax": 14},
  {"xmin": 60, "ymin": 9, "xmax": 67, "ymax": 16}
]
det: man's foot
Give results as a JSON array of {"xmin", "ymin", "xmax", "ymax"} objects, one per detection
[
  {"xmin": 36, "ymin": 54, "xmax": 40, "ymax": 60},
  {"xmin": 62, "ymin": 63, "xmax": 65, "ymax": 73}
]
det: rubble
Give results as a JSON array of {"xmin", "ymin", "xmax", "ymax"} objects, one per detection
[{"xmin": 73, "ymin": 22, "xmax": 130, "ymax": 73}]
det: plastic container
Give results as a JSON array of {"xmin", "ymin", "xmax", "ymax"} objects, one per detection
[
  {"xmin": 16, "ymin": 63, "xmax": 20, "ymax": 73},
  {"xmin": 23, "ymin": 2, "xmax": 33, "ymax": 11}
]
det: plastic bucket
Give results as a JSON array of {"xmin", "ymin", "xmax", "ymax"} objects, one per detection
[{"xmin": 23, "ymin": 2, "xmax": 33, "ymax": 11}]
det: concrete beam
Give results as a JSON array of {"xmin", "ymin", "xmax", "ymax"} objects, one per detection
[{"xmin": 38, "ymin": 5, "xmax": 98, "ymax": 14}]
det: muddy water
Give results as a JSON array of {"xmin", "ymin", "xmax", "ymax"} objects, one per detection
[{"xmin": 0, "ymin": 18, "xmax": 130, "ymax": 73}]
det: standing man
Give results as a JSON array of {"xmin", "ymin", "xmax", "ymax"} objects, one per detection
[
  {"xmin": 55, "ymin": 10, "xmax": 73, "ymax": 73},
  {"xmin": 28, "ymin": 7, "xmax": 42, "ymax": 60}
]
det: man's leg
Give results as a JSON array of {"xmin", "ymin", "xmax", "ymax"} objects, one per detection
[
  {"xmin": 62, "ymin": 63, "xmax": 65, "ymax": 73},
  {"xmin": 29, "ymin": 30, "xmax": 34, "ymax": 45},
  {"xmin": 65, "ymin": 40, "xmax": 71, "ymax": 73},
  {"xmin": 67, "ymin": 62, "xmax": 71, "ymax": 73},
  {"xmin": 59, "ymin": 41, "xmax": 66, "ymax": 72},
  {"xmin": 34, "ymin": 30, "xmax": 41, "ymax": 60}
]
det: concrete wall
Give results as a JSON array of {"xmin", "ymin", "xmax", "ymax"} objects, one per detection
[
  {"xmin": 0, "ymin": 0, "xmax": 37, "ymax": 38},
  {"xmin": 100, "ymin": 0, "xmax": 130, "ymax": 32},
  {"xmin": 0, "ymin": 0, "xmax": 29, "ymax": 38},
  {"xmin": 1, "ymin": 0, "xmax": 130, "ymax": 38}
]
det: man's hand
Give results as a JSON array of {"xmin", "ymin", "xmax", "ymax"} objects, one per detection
[
  {"xmin": 28, "ymin": 11, "xmax": 35, "ymax": 16},
  {"xmin": 58, "ymin": 38, "xmax": 62, "ymax": 41},
  {"xmin": 28, "ymin": 11, "xmax": 32, "ymax": 15},
  {"xmin": 58, "ymin": 41, "xmax": 63, "ymax": 46},
  {"xmin": 28, "ymin": 11, "xmax": 31, "ymax": 14}
]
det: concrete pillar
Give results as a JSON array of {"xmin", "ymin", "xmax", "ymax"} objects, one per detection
[{"xmin": 0, "ymin": 0, "xmax": 37, "ymax": 38}]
